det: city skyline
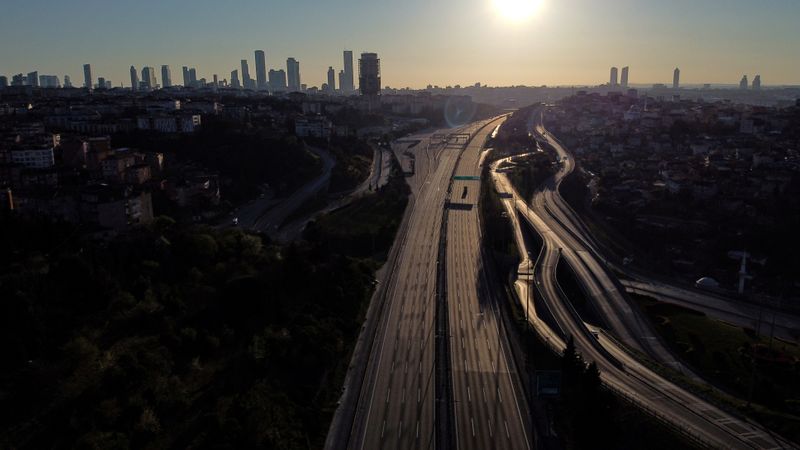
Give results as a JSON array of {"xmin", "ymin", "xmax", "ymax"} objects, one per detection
[{"xmin": 1, "ymin": 0, "xmax": 798, "ymax": 88}]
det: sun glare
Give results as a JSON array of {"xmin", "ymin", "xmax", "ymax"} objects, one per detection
[{"xmin": 493, "ymin": 0, "xmax": 542, "ymax": 22}]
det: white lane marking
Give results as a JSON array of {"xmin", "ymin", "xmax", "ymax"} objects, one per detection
[
  {"xmin": 471, "ymin": 417, "xmax": 476, "ymax": 437},
  {"xmin": 386, "ymin": 388, "xmax": 391, "ymax": 404},
  {"xmin": 488, "ymin": 419, "xmax": 494, "ymax": 437},
  {"xmin": 402, "ymin": 388, "xmax": 406, "ymax": 404},
  {"xmin": 505, "ymin": 420, "xmax": 510, "ymax": 439},
  {"xmin": 416, "ymin": 420, "xmax": 420, "ymax": 440},
  {"xmin": 418, "ymin": 387, "xmax": 421, "ymax": 403},
  {"xmin": 467, "ymin": 386, "xmax": 472, "ymax": 402},
  {"xmin": 483, "ymin": 387, "xmax": 487, "ymax": 403},
  {"xmin": 381, "ymin": 420, "xmax": 386, "ymax": 439},
  {"xmin": 498, "ymin": 388, "xmax": 503, "ymax": 404},
  {"xmin": 398, "ymin": 421, "xmax": 403, "ymax": 439}
]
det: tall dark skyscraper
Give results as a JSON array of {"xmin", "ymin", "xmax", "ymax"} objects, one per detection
[
  {"xmin": 241, "ymin": 59, "xmax": 253, "ymax": 90},
  {"xmin": 255, "ymin": 50, "xmax": 267, "ymax": 90},
  {"xmin": 621, "ymin": 66, "xmax": 629, "ymax": 88},
  {"xmin": 673, "ymin": 67, "xmax": 680, "ymax": 89},
  {"xmin": 609, "ymin": 67, "xmax": 618, "ymax": 87},
  {"xmin": 739, "ymin": 75, "xmax": 749, "ymax": 90},
  {"xmin": 130, "ymin": 66, "xmax": 139, "ymax": 91},
  {"xmin": 287, "ymin": 58, "xmax": 301, "ymax": 92},
  {"xmin": 0, "ymin": 76, "xmax": 8, "ymax": 89},
  {"xmin": 231, "ymin": 69, "xmax": 241, "ymax": 89},
  {"xmin": 63, "ymin": 75, "xmax": 72, "ymax": 88},
  {"xmin": 752, "ymin": 74, "xmax": 761, "ymax": 90},
  {"xmin": 359, "ymin": 52, "xmax": 381, "ymax": 96},
  {"xmin": 141, "ymin": 67, "xmax": 157, "ymax": 90},
  {"xmin": 161, "ymin": 65, "xmax": 172, "ymax": 88},
  {"xmin": 327, "ymin": 66, "xmax": 336, "ymax": 93},
  {"xmin": 83, "ymin": 64, "xmax": 93, "ymax": 90},
  {"xmin": 342, "ymin": 50, "xmax": 355, "ymax": 93},
  {"xmin": 182, "ymin": 66, "xmax": 190, "ymax": 87},
  {"xmin": 27, "ymin": 71, "xmax": 39, "ymax": 87},
  {"xmin": 189, "ymin": 68, "xmax": 197, "ymax": 87}
]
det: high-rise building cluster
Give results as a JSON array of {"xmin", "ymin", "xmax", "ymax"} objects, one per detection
[
  {"xmin": 608, "ymin": 66, "xmax": 629, "ymax": 88},
  {"xmin": 1, "ymin": 50, "xmax": 380, "ymax": 96}
]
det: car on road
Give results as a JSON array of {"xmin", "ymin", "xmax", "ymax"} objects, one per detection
[{"xmin": 461, "ymin": 186, "xmax": 468, "ymax": 199}]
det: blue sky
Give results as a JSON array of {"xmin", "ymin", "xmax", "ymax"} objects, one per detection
[{"xmin": 1, "ymin": 0, "xmax": 798, "ymax": 88}]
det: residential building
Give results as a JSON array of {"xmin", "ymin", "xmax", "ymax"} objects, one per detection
[
  {"xmin": 673, "ymin": 67, "xmax": 680, "ymax": 89},
  {"xmin": 231, "ymin": 70, "xmax": 241, "ymax": 89},
  {"xmin": 11, "ymin": 148, "xmax": 55, "ymax": 169},
  {"xmin": 610, "ymin": 67, "xmax": 618, "ymax": 87},
  {"xmin": 241, "ymin": 59, "xmax": 253, "ymax": 90},
  {"xmin": 740, "ymin": 75, "xmax": 749, "ymax": 90},
  {"xmin": 621, "ymin": 66, "xmax": 629, "ymax": 88},
  {"xmin": 752, "ymin": 75, "xmax": 761, "ymax": 90}
]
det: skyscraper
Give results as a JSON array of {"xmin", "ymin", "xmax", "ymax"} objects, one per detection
[
  {"xmin": 0, "ymin": 76, "xmax": 7, "ymax": 89},
  {"xmin": 255, "ymin": 50, "xmax": 267, "ymax": 90},
  {"xmin": 342, "ymin": 50, "xmax": 355, "ymax": 93},
  {"xmin": 83, "ymin": 64, "xmax": 93, "ymax": 90},
  {"xmin": 610, "ymin": 67, "xmax": 618, "ymax": 87},
  {"xmin": 621, "ymin": 66, "xmax": 629, "ymax": 88},
  {"xmin": 359, "ymin": 53, "xmax": 381, "ymax": 96},
  {"xmin": 141, "ymin": 66, "xmax": 157, "ymax": 90},
  {"xmin": 739, "ymin": 75, "xmax": 749, "ymax": 90},
  {"xmin": 752, "ymin": 75, "xmax": 761, "ymax": 90},
  {"xmin": 161, "ymin": 65, "xmax": 172, "ymax": 88},
  {"xmin": 327, "ymin": 66, "xmax": 336, "ymax": 93},
  {"xmin": 287, "ymin": 58, "xmax": 301, "ymax": 92},
  {"xmin": 673, "ymin": 68, "xmax": 680, "ymax": 89},
  {"xmin": 241, "ymin": 59, "xmax": 253, "ymax": 89},
  {"xmin": 63, "ymin": 75, "xmax": 72, "ymax": 88},
  {"xmin": 231, "ymin": 70, "xmax": 241, "ymax": 89},
  {"xmin": 130, "ymin": 66, "xmax": 139, "ymax": 91},
  {"xmin": 39, "ymin": 75, "xmax": 60, "ymax": 88},
  {"xmin": 182, "ymin": 66, "xmax": 190, "ymax": 87},
  {"xmin": 189, "ymin": 68, "xmax": 197, "ymax": 87},
  {"xmin": 268, "ymin": 69, "xmax": 287, "ymax": 92},
  {"xmin": 27, "ymin": 71, "xmax": 39, "ymax": 87}
]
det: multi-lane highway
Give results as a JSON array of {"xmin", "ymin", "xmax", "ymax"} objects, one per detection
[
  {"xmin": 446, "ymin": 117, "xmax": 531, "ymax": 450},
  {"xmin": 334, "ymin": 117, "xmax": 525, "ymax": 450},
  {"xmin": 490, "ymin": 113, "xmax": 795, "ymax": 449}
]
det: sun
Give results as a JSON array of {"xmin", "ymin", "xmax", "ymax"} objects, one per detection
[{"xmin": 492, "ymin": 0, "xmax": 542, "ymax": 22}]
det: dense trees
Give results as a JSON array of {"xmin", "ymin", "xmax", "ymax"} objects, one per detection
[{"xmin": 0, "ymin": 203, "xmax": 397, "ymax": 448}]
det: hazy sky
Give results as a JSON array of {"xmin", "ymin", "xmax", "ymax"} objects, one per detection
[{"xmin": 1, "ymin": 0, "xmax": 798, "ymax": 88}]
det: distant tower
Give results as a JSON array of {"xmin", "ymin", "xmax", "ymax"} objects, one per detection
[
  {"xmin": 610, "ymin": 67, "xmax": 619, "ymax": 87},
  {"xmin": 0, "ymin": 76, "xmax": 7, "ymax": 89},
  {"xmin": 63, "ymin": 75, "xmax": 72, "ymax": 88},
  {"xmin": 230, "ymin": 69, "xmax": 241, "ymax": 89},
  {"xmin": 27, "ymin": 71, "xmax": 39, "ymax": 87},
  {"xmin": 130, "ymin": 66, "xmax": 139, "ymax": 91},
  {"xmin": 182, "ymin": 66, "xmax": 190, "ymax": 87},
  {"xmin": 620, "ymin": 66, "xmax": 629, "ymax": 88},
  {"xmin": 255, "ymin": 50, "xmax": 267, "ymax": 90},
  {"xmin": 342, "ymin": 50, "xmax": 355, "ymax": 93},
  {"xmin": 188, "ymin": 68, "xmax": 197, "ymax": 87},
  {"xmin": 739, "ymin": 75, "xmax": 749, "ymax": 90},
  {"xmin": 673, "ymin": 68, "xmax": 680, "ymax": 89},
  {"xmin": 83, "ymin": 64, "xmax": 93, "ymax": 90},
  {"xmin": 327, "ymin": 66, "xmax": 336, "ymax": 93},
  {"xmin": 269, "ymin": 69, "xmax": 287, "ymax": 92},
  {"xmin": 241, "ymin": 59, "xmax": 252, "ymax": 89},
  {"xmin": 161, "ymin": 65, "xmax": 172, "ymax": 88},
  {"xmin": 287, "ymin": 58, "xmax": 301, "ymax": 92},
  {"xmin": 752, "ymin": 75, "xmax": 761, "ymax": 90},
  {"xmin": 141, "ymin": 67, "xmax": 157, "ymax": 90},
  {"xmin": 359, "ymin": 52, "xmax": 381, "ymax": 96}
]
